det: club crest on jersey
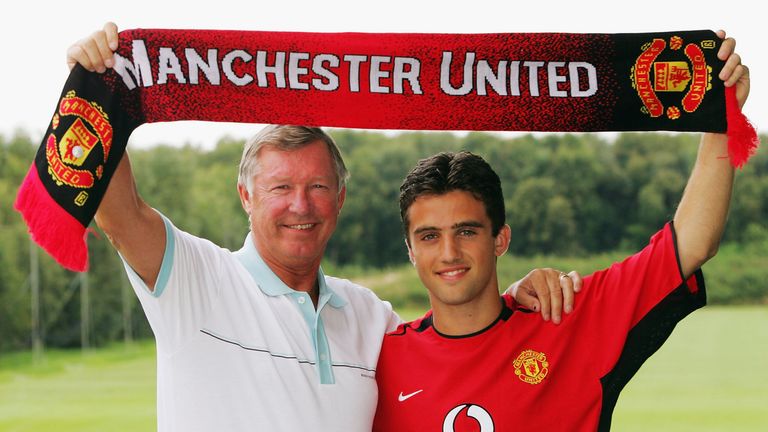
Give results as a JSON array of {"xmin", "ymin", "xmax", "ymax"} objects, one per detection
[
  {"xmin": 630, "ymin": 35, "xmax": 715, "ymax": 120},
  {"xmin": 46, "ymin": 91, "xmax": 113, "ymax": 204},
  {"xmin": 513, "ymin": 349, "xmax": 549, "ymax": 385}
]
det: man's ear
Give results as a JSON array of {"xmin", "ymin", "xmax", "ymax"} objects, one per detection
[
  {"xmin": 495, "ymin": 224, "xmax": 511, "ymax": 257},
  {"xmin": 337, "ymin": 185, "xmax": 347, "ymax": 214},
  {"xmin": 237, "ymin": 183, "xmax": 251, "ymax": 215}
]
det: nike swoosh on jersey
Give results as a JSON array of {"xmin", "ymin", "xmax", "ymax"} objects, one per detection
[{"xmin": 398, "ymin": 389, "xmax": 424, "ymax": 402}]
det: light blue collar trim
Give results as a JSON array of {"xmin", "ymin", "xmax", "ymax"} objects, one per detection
[{"xmin": 233, "ymin": 232, "xmax": 347, "ymax": 308}]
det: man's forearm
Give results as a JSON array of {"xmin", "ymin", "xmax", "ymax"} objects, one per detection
[
  {"xmin": 673, "ymin": 132, "xmax": 735, "ymax": 278},
  {"xmin": 95, "ymin": 153, "xmax": 165, "ymax": 288}
]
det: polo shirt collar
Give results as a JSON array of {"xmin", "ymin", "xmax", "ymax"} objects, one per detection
[{"xmin": 233, "ymin": 232, "xmax": 347, "ymax": 308}]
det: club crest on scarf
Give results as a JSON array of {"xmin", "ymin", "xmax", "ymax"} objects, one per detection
[
  {"xmin": 45, "ymin": 90, "xmax": 113, "ymax": 206},
  {"xmin": 631, "ymin": 35, "xmax": 715, "ymax": 121}
]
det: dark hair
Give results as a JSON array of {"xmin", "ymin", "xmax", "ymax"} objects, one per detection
[{"xmin": 399, "ymin": 151, "xmax": 505, "ymax": 242}]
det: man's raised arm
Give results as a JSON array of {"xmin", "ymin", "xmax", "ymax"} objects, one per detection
[
  {"xmin": 68, "ymin": 22, "xmax": 166, "ymax": 288},
  {"xmin": 673, "ymin": 30, "xmax": 750, "ymax": 278}
]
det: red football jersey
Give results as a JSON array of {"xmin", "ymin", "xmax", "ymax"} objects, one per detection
[{"xmin": 373, "ymin": 223, "xmax": 705, "ymax": 432}]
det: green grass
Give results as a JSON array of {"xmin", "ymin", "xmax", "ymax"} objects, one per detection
[
  {"xmin": 612, "ymin": 306, "xmax": 768, "ymax": 431},
  {"xmin": 0, "ymin": 341, "xmax": 157, "ymax": 432},
  {"xmin": 0, "ymin": 307, "xmax": 765, "ymax": 431}
]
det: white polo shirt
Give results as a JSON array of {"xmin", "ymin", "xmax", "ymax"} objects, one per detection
[{"xmin": 123, "ymin": 216, "xmax": 402, "ymax": 431}]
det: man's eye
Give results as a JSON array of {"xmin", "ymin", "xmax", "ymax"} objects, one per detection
[
  {"xmin": 420, "ymin": 233, "xmax": 437, "ymax": 241},
  {"xmin": 459, "ymin": 229, "xmax": 476, "ymax": 237}
]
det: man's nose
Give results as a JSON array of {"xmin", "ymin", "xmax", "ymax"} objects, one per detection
[
  {"xmin": 440, "ymin": 236, "xmax": 462, "ymax": 263},
  {"xmin": 289, "ymin": 188, "xmax": 311, "ymax": 214}
]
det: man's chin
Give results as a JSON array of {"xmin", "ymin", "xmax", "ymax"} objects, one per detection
[{"xmin": 282, "ymin": 247, "xmax": 325, "ymax": 265}]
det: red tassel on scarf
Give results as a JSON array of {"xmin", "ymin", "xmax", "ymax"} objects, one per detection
[
  {"xmin": 14, "ymin": 165, "xmax": 89, "ymax": 272},
  {"xmin": 725, "ymin": 85, "xmax": 760, "ymax": 169}
]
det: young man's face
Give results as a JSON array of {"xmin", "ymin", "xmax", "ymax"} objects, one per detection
[
  {"xmin": 239, "ymin": 140, "xmax": 345, "ymax": 272},
  {"xmin": 406, "ymin": 190, "xmax": 510, "ymax": 311}
]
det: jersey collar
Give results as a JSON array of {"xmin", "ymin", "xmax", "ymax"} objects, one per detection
[{"xmin": 427, "ymin": 296, "xmax": 513, "ymax": 338}]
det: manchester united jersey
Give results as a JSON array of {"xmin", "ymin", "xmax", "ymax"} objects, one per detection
[{"xmin": 373, "ymin": 223, "xmax": 705, "ymax": 432}]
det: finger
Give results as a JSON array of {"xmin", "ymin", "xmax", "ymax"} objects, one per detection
[
  {"xmin": 718, "ymin": 35, "xmax": 735, "ymax": 61},
  {"xmin": 506, "ymin": 276, "xmax": 539, "ymax": 312},
  {"xmin": 715, "ymin": 29, "xmax": 726, "ymax": 40},
  {"xmin": 104, "ymin": 22, "xmax": 119, "ymax": 50},
  {"xmin": 722, "ymin": 56, "xmax": 744, "ymax": 87},
  {"xmin": 568, "ymin": 270, "xmax": 583, "ymax": 293},
  {"xmin": 736, "ymin": 64, "xmax": 750, "ymax": 102},
  {"xmin": 548, "ymin": 273, "xmax": 563, "ymax": 324},
  {"xmin": 716, "ymin": 37, "xmax": 736, "ymax": 82},
  {"xmin": 514, "ymin": 285, "xmax": 541, "ymax": 313},
  {"xmin": 560, "ymin": 273, "xmax": 575, "ymax": 314},
  {"xmin": 532, "ymin": 271, "xmax": 551, "ymax": 321},
  {"xmin": 80, "ymin": 36, "xmax": 108, "ymax": 73},
  {"xmin": 66, "ymin": 44, "xmax": 90, "ymax": 71},
  {"xmin": 93, "ymin": 30, "xmax": 116, "ymax": 69},
  {"xmin": 529, "ymin": 298, "xmax": 540, "ymax": 313},
  {"xmin": 725, "ymin": 63, "xmax": 746, "ymax": 88}
]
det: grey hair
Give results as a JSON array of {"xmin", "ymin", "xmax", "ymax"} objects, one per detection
[{"xmin": 237, "ymin": 125, "xmax": 350, "ymax": 193}]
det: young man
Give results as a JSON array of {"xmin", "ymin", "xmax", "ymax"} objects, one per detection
[{"xmin": 373, "ymin": 31, "xmax": 748, "ymax": 431}]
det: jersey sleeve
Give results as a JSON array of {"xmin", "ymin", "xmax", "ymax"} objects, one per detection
[
  {"xmin": 574, "ymin": 222, "xmax": 706, "ymax": 378},
  {"xmin": 122, "ymin": 212, "xmax": 226, "ymax": 354}
]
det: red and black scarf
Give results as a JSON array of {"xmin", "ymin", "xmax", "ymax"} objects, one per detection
[{"xmin": 14, "ymin": 28, "xmax": 759, "ymax": 271}]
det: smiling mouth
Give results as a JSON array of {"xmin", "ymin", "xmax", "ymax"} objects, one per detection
[
  {"xmin": 438, "ymin": 268, "xmax": 468, "ymax": 277},
  {"xmin": 286, "ymin": 223, "xmax": 316, "ymax": 230}
]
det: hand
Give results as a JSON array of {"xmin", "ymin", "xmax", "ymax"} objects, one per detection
[
  {"xmin": 507, "ymin": 268, "xmax": 582, "ymax": 325},
  {"xmin": 66, "ymin": 22, "xmax": 119, "ymax": 73},
  {"xmin": 716, "ymin": 30, "xmax": 750, "ymax": 108}
]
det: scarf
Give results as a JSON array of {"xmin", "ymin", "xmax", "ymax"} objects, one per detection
[{"xmin": 14, "ymin": 28, "xmax": 759, "ymax": 271}]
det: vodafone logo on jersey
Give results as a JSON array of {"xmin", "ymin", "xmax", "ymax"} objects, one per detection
[{"xmin": 442, "ymin": 404, "xmax": 495, "ymax": 432}]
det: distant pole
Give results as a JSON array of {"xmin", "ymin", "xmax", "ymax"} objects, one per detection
[
  {"xmin": 121, "ymin": 274, "xmax": 133, "ymax": 345},
  {"xmin": 80, "ymin": 270, "xmax": 90, "ymax": 351},
  {"xmin": 30, "ymin": 239, "xmax": 42, "ymax": 361}
]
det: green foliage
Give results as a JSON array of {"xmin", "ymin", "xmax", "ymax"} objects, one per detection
[
  {"xmin": 702, "ymin": 243, "xmax": 768, "ymax": 304},
  {"xmin": 354, "ymin": 246, "xmax": 768, "ymax": 313},
  {"xmin": 1, "ymin": 130, "xmax": 766, "ymax": 351}
]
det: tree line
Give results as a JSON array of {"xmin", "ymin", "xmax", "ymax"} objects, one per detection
[{"xmin": 1, "ymin": 129, "xmax": 766, "ymax": 351}]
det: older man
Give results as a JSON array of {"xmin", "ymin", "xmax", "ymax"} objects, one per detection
[{"xmin": 67, "ymin": 23, "xmax": 580, "ymax": 431}]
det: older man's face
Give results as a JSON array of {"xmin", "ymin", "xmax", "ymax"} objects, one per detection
[{"xmin": 241, "ymin": 140, "xmax": 345, "ymax": 273}]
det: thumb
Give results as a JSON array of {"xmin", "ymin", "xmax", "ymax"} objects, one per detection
[{"xmin": 514, "ymin": 289, "xmax": 540, "ymax": 312}]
